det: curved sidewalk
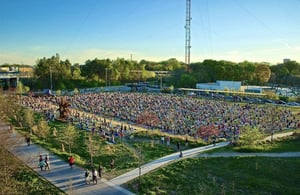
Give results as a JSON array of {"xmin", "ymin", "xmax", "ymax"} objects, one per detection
[
  {"xmin": 110, "ymin": 141, "xmax": 230, "ymax": 186},
  {"xmin": 198, "ymin": 151, "xmax": 300, "ymax": 158},
  {"xmin": 11, "ymin": 128, "xmax": 229, "ymax": 195},
  {"xmin": 8, "ymin": 126, "xmax": 299, "ymax": 195},
  {"xmin": 10, "ymin": 130, "xmax": 134, "ymax": 195}
]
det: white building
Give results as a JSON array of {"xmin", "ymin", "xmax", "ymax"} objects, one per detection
[{"xmin": 196, "ymin": 80, "xmax": 241, "ymax": 91}]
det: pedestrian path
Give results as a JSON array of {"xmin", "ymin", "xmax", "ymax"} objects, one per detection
[
  {"xmin": 6, "ymin": 125, "xmax": 299, "ymax": 195},
  {"xmin": 110, "ymin": 141, "xmax": 229, "ymax": 186},
  {"xmin": 198, "ymin": 151, "xmax": 300, "ymax": 158},
  {"xmin": 264, "ymin": 131, "xmax": 294, "ymax": 141},
  {"xmin": 9, "ymin": 128, "xmax": 133, "ymax": 195},
  {"xmin": 9, "ymin": 125, "xmax": 230, "ymax": 194}
]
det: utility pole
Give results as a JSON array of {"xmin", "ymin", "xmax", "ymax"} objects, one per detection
[
  {"xmin": 185, "ymin": 0, "xmax": 192, "ymax": 71},
  {"xmin": 50, "ymin": 67, "xmax": 53, "ymax": 91},
  {"xmin": 105, "ymin": 68, "xmax": 108, "ymax": 87}
]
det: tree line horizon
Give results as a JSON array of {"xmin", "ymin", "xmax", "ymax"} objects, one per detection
[{"xmin": 1, "ymin": 53, "xmax": 300, "ymax": 91}]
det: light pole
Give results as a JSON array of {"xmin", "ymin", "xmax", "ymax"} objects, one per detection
[
  {"xmin": 50, "ymin": 67, "xmax": 53, "ymax": 91},
  {"xmin": 105, "ymin": 68, "xmax": 108, "ymax": 87}
]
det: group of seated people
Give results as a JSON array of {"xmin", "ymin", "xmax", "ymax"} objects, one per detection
[{"xmin": 21, "ymin": 92, "xmax": 300, "ymax": 140}]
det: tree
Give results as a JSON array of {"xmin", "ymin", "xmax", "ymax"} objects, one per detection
[
  {"xmin": 34, "ymin": 54, "xmax": 73, "ymax": 90},
  {"xmin": 59, "ymin": 123, "xmax": 79, "ymax": 155},
  {"xmin": 271, "ymin": 64, "xmax": 289, "ymax": 86},
  {"xmin": 180, "ymin": 74, "xmax": 197, "ymax": 88},
  {"xmin": 71, "ymin": 63, "xmax": 83, "ymax": 80},
  {"xmin": 35, "ymin": 120, "xmax": 50, "ymax": 139},
  {"xmin": 238, "ymin": 126, "xmax": 263, "ymax": 146},
  {"xmin": 284, "ymin": 60, "xmax": 300, "ymax": 75},
  {"xmin": 85, "ymin": 133, "xmax": 100, "ymax": 167},
  {"xmin": 23, "ymin": 109, "xmax": 35, "ymax": 135},
  {"xmin": 16, "ymin": 81, "xmax": 30, "ymax": 94},
  {"xmin": 254, "ymin": 64, "xmax": 271, "ymax": 85}
]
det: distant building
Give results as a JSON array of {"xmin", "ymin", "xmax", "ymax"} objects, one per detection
[
  {"xmin": 196, "ymin": 80, "xmax": 241, "ymax": 91},
  {"xmin": 283, "ymin": 58, "xmax": 291, "ymax": 64}
]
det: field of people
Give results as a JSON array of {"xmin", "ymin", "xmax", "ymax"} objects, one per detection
[{"xmin": 13, "ymin": 92, "xmax": 300, "ymax": 194}]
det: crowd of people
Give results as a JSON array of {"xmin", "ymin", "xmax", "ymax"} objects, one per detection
[
  {"xmin": 20, "ymin": 92, "xmax": 299, "ymax": 185},
  {"xmin": 21, "ymin": 92, "xmax": 300, "ymax": 140}
]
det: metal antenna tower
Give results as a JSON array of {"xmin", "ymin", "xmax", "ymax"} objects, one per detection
[{"xmin": 185, "ymin": 0, "xmax": 191, "ymax": 70}]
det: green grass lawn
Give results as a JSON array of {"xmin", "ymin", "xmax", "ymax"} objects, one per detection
[
  {"xmin": 125, "ymin": 157, "xmax": 300, "ymax": 195},
  {"xmin": 210, "ymin": 130, "xmax": 300, "ymax": 153},
  {"xmin": 124, "ymin": 131, "xmax": 300, "ymax": 194}
]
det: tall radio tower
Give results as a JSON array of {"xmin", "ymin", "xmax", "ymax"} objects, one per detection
[{"xmin": 185, "ymin": 0, "xmax": 191, "ymax": 70}]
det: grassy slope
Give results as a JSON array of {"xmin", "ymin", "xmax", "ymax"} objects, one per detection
[
  {"xmin": 127, "ymin": 157, "xmax": 300, "ymax": 195},
  {"xmin": 125, "ymin": 132, "xmax": 300, "ymax": 194},
  {"xmin": 0, "ymin": 147, "xmax": 64, "ymax": 195}
]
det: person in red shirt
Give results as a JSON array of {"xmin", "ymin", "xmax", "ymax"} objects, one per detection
[{"xmin": 68, "ymin": 156, "xmax": 75, "ymax": 168}]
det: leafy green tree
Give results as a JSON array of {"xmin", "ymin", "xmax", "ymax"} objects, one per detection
[
  {"xmin": 71, "ymin": 63, "xmax": 83, "ymax": 80},
  {"xmin": 16, "ymin": 81, "xmax": 29, "ymax": 94},
  {"xmin": 0, "ymin": 93, "xmax": 19, "ymax": 123},
  {"xmin": 238, "ymin": 126, "xmax": 263, "ymax": 146},
  {"xmin": 36, "ymin": 120, "xmax": 50, "ymax": 139},
  {"xmin": 239, "ymin": 61, "xmax": 256, "ymax": 84},
  {"xmin": 85, "ymin": 133, "xmax": 100, "ymax": 167},
  {"xmin": 271, "ymin": 64, "xmax": 290, "ymax": 86},
  {"xmin": 34, "ymin": 54, "xmax": 73, "ymax": 90},
  {"xmin": 23, "ymin": 109, "xmax": 35, "ymax": 135},
  {"xmin": 59, "ymin": 123, "xmax": 79, "ymax": 155},
  {"xmin": 284, "ymin": 60, "xmax": 300, "ymax": 75},
  {"xmin": 254, "ymin": 64, "xmax": 271, "ymax": 85},
  {"xmin": 180, "ymin": 74, "xmax": 197, "ymax": 88}
]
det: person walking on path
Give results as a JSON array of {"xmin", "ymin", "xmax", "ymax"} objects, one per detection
[
  {"xmin": 92, "ymin": 168, "xmax": 98, "ymax": 184},
  {"xmin": 26, "ymin": 135, "xmax": 31, "ymax": 146},
  {"xmin": 38, "ymin": 155, "xmax": 45, "ymax": 171},
  {"xmin": 44, "ymin": 154, "xmax": 50, "ymax": 171},
  {"xmin": 84, "ymin": 169, "xmax": 91, "ymax": 184},
  {"xmin": 68, "ymin": 156, "xmax": 75, "ymax": 168},
  {"xmin": 179, "ymin": 150, "xmax": 183, "ymax": 158}
]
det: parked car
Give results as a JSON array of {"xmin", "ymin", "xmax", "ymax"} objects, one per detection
[
  {"xmin": 277, "ymin": 100, "xmax": 287, "ymax": 105},
  {"xmin": 287, "ymin": 102, "xmax": 300, "ymax": 107}
]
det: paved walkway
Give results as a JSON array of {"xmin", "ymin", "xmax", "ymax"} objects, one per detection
[
  {"xmin": 110, "ymin": 141, "xmax": 229, "ymax": 186},
  {"xmin": 4, "ymin": 125, "xmax": 299, "ymax": 195},
  {"xmin": 6, "ymin": 124, "xmax": 230, "ymax": 195},
  {"xmin": 198, "ymin": 151, "xmax": 300, "ymax": 158},
  {"xmin": 264, "ymin": 131, "xmax": 295, "ymax": 141}
]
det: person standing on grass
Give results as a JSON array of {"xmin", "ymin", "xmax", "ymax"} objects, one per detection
[
  {"xmin": 110, "ymin": 159, "xmax": 114, "ymax": 170},
  {"xmin": 98, "ymin": 164, "xmax": 103, "ymax": 180}
]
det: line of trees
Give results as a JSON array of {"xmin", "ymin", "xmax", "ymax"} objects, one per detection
[{"xmin": 2, "ymin": 54, "xmax": 300, "ymax": 91}]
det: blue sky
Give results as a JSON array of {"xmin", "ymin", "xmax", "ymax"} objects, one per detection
[{"xmin": 0, "ymin": 0, "xmax": 300, "ymax": 65}]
